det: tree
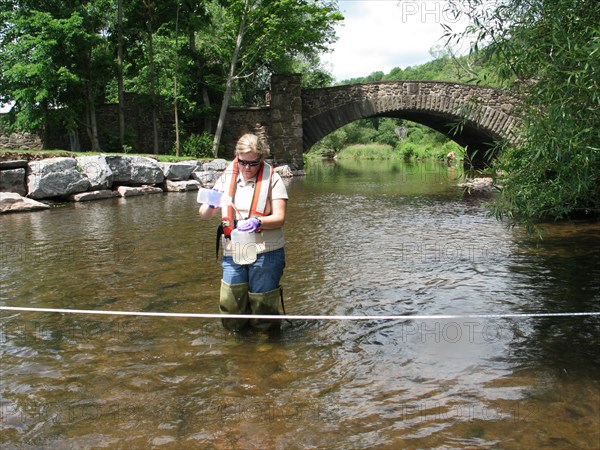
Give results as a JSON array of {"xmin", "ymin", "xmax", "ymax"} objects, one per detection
[
  {"xmin": 141, "ymin": 0, "xmax": 161, "ymax": 154},
  {"xmin": 446, "ymin": 0, "xmax": 600, "ymax": 229},
  {"xmin": 0, "ymin": 0, "xmax": 341, "ymax": 155},
  {"xmin": 210, "ymin": 0, "xmax": 343, "ymax": 157},
  {"xmin": 76, "ymin": 0, "xmax": 115, "ymax": 152},
  {"xmin": 0, "ymin": 0, "xmax": 114, "ymax": 151}
]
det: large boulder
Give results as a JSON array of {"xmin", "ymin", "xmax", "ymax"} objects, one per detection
[
  {"xmin": 0, "ymin": 192, "xmax": 50, "ymax": 213},
  {"xmin": 76, "ymin": 155, "xmax": 114, "ymax": 190},
  {"xmin": 0, "ymin": 168, "xmax": 27, "ymax": 195},
  {"xmin": 191, "ymin": 170, "xmax": 221, "ymax": 187},
  {"xmin": 105, "ymin": 155, "xmax": 164, "ymax": 185},
  {"xmin": 27, "ymin": 157, "xmax": 91, "ymax": 199},
  {"xmin": 202, "ymin": 159, "xmax": 228, "ymax": 171},
  {"xmin": 157, "ymin": 162, "xmax": 195, "ymax": 181}
]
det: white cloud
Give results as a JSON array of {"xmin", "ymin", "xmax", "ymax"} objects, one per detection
[
  {"xmin": 0, "ymin": 102, "xmax": 14, "ymax": 113},
  {"xmin": 322, "ymin": 0, "xmax": 470, "ymax": 82}
]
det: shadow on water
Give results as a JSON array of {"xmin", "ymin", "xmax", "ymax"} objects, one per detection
[{"xmin": 506, "ymin": 222, "xmax": 600, "ymax": 375}]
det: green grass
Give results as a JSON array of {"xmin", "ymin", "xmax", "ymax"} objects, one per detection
[
  {"xmin": 333, "ymin": 142, "xmax": 463, "ymax": 161},
  {"xmin": 336, "ymin": 144, "xmax": 399, "ymax": 159}
]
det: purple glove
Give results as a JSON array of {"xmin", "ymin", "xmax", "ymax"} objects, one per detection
[{"xmin": 236, "ymin": 217, "xmax": 261, "ymax": 232}]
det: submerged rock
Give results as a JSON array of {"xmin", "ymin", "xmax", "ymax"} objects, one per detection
[
  {"xmin": 69, "ymin": 190, "xmax": 118, "ymax": 202},
  {"xmin": 116, "ymin": 185, "xmax": 164, "ymax": 197},
  {"xmin": 458, "ymin": 177, "xmax": 496, "ymax": 193},
  {"xmin": 0, "ymin": 192, "xmax": 50, "ymax": 213}
]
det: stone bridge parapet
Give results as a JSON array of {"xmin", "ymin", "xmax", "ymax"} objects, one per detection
[
  {"xmin": 224, "ymin": 76, "xmax": 522, "ymax": 168},
  {"xmin": 301, "ymin": 81, "xmax": 521, "ymax": 157}
]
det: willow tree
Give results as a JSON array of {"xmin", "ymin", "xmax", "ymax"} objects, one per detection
[
  {"xmin": 447, "ymin": 0, "xmax": 600, "ymax": 229},
  {"xmin": 210, "ymin": 0, "xmax": 343, "ymax": 157}
]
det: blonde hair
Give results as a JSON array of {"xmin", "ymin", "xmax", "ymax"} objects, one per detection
[{"xmin": 235, "ymin": 133, "xmax": 269, "ymax": 158}]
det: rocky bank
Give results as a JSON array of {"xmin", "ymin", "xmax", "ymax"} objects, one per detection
[{"xmin": 0, "ymin": 154, "xmax": 303, "ymax": 214}]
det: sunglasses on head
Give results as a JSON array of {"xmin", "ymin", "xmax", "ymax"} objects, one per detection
[{"xmin": 238, "ymin": 158, "xmax": 261, "ymax": 167}]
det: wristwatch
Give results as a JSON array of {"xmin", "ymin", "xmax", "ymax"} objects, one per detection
[{"xmin": 256, "ymin": 218, "xmax": 262, "ymax": 229}]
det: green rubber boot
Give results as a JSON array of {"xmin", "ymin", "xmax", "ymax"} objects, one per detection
[
  {"xmin": 249, "ymin": 287, "xmax": 282, "ymax": 331},
  {"xmin": 219, "ymin": 280, "xmax": 250, "ymax": 331}
]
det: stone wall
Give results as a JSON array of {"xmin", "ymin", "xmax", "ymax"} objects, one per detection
[
  {"xmin": 221, "ymin": 107, "xmax": 270, "ymax": 159},
  {"xmin": 0, "ymin": 132, "xmax": 42, "ymax": 151},
  {"xmin": 268, "ymin": 74, "xmax": 304, "ymax": 167},
  {"xmin": 222, "ymin": 74, "xmax": 304, "ymax": 168},
  {"xmin": 0, "ymin": 94, "xmax": 175, "ymax": 154},
  {"xmin": 44, "ymin": 94, "xmax": 175, "ymax": 154}
]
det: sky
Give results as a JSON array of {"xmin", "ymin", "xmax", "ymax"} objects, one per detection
[{"xmin": 321, "ymin": 0, "xmax": 470, "ymax": 82}]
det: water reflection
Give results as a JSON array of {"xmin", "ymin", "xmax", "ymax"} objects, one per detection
[
  {"xmin": 506, "ymin": 221, "xmax": 600, "ymax": 374},
  {"xmin": 1, "ymin": 159, "xmax": 598, "ymax": 449}
]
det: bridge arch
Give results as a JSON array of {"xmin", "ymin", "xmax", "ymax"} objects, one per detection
[{"xmin": 301, "ymin": 81, "xmax": 521, "ymax": 165}]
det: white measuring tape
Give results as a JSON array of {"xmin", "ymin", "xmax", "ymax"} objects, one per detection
[{"xmin": 1, "ymin": 306, "xmax": 599, "ymax": 320}]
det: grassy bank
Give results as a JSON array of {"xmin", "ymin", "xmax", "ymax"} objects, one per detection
[
  {"xmin": 0, "ymin": 149, "xmax": 208, "ymax": 163},
  {"xmin": 325, "ymin": 141, "xmax": 463, "ymax": 161}
]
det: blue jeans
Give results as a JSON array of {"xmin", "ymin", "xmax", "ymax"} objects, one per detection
[{"xmin": 222, "ymin": 248, "xmax": 285, "ymax": 293}]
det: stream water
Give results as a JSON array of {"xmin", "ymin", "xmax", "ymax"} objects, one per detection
[{"xmin": 1, "ymin": 159, "xmax": 599, "ymax": 449}]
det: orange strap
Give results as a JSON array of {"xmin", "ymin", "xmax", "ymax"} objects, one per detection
[{"xmin": 220, "ymin": 159, "xmax": 272, "ymax": 237}]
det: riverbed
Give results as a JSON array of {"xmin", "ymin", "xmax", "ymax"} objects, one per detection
[{"xmin": 1, "ymin": 159, "xmax": 599, "ymax": 449}]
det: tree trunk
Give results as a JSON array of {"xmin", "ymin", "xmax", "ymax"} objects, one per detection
[
  {"xmin": 212, "ymin": 0, "xmax": 249, "ymax": 157},
  {"xmin": 146, "ymin": 12, "xmax": 159, "ymax": 154},
  {"xmin": 173, "ymin": 2, "xmax": 181, "ymax": 157},
  {"xmin": 117, "ymin": 0, "xmax": 125, "ymax": 151},
  {"xmin": 41, "ymin": 100, "xmax": 49, "ymax": 150},
  {"xmin": 202, "ymin": 86, "xmax": 212, "ymax": 134},
  {"xmin": 87, "ymin": 84, "xmax": 101, "ymax": 152},
  {"xmin": 188, "ymin": 20, "xmax": 212, "ymax": 134}
]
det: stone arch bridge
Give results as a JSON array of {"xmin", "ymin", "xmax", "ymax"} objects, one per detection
[{"xmin": 223, "ymin": 75, "xmax": 521, "ymax": 168}]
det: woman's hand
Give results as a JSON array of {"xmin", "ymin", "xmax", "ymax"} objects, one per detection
[{"xmin": 237, "ymin": 218, "xmax": 260, "ymax": 232}]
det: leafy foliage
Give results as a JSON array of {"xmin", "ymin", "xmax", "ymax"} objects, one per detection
[
  {"xmin": 0, "ymin": 0, "xmax": 342, "ymax": 153},
  {"xmin": 180, "ymin": 132, "xmax": 213, "ymax": 159},
  {"xmin": 446, "ymin": 0, "xmax": 600, "ymax": 228}
]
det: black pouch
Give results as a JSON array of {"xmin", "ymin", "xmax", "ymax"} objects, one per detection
[{"xmin": 216, "ymin": 223, "xmax": 224, "ymax": 260}]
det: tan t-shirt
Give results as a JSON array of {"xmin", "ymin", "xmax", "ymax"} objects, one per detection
[{"xmin": 214, "ymin": 170, "xmax": 288, "ymax": 256}]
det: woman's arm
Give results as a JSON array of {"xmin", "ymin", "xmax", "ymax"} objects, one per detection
[
  {"xmin": 260, "ymin": 198, "xmax": 287, "ymax": 230},
  {"xmin": 198, "ymin": 203, "xmax": 219, "ymax": 220}
]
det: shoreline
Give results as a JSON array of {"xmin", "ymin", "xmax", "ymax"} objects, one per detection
[{"xmin": 0, "ymin": 152, "xmax": 304, "ymax": 214}]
